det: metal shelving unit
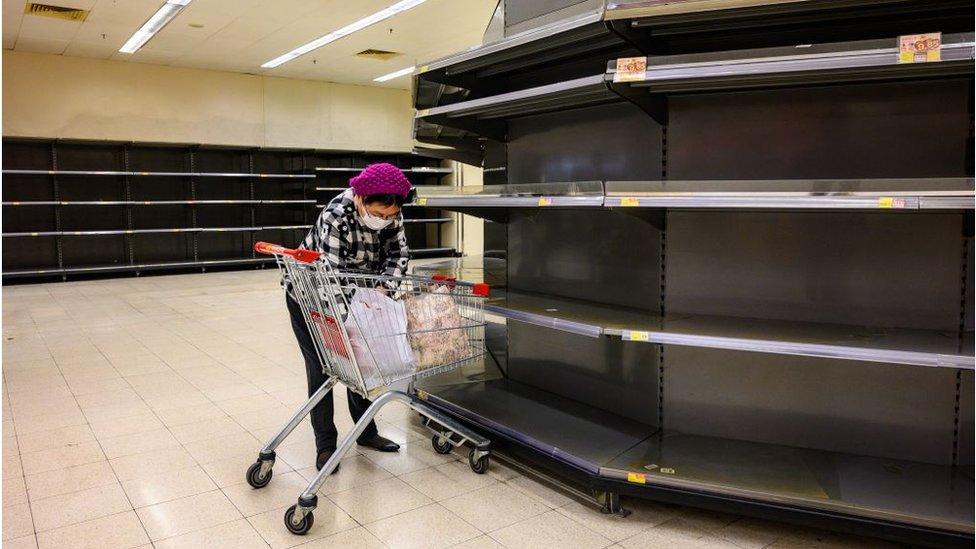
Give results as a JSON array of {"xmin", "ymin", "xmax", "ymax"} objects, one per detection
[
  {"xmin": 411, "ymin": 2, "xmax": 975, "ymax": 545},
  {"xmin": 2, "ymin": 140, "xmax": 456, "ymax": 279}
]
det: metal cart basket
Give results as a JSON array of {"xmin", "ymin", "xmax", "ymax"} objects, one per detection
[{"xmin": 247, "ymin": 242, "xmax": 492, "ymax": 535}]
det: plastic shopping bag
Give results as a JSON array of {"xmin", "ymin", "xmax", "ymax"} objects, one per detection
[
  {"xmin": 404, "ymin": 286, "xmax": 474, "ymax": 371},
  {"xmin": 344, "ymin": 289, "xmax": 415, "ymax": 391}
]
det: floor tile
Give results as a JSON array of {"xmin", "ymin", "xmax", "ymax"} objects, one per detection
[
  {"xmin": 25, "ymin": 461, "xmax": 118, "ymax": 500},
  {"xmin": 75, "ymin": 387, "xmax": 143, "ymax": 410},
  {"xmin": 618, "ymin": 518, "xmax": 739, "ymax": 549},
  {"xmin": 204, "ymin": 383, "xmax": 265, "ymax": 402},
  {"xmin": 35, "ymin": 510, "xmax": 150, "ymax": 549},
  {"xmin": 136, "ymin": 489, "xmax": 243, "ymax": 540},
  {"xmin": 4, "ymin": 475, "xmax": 29, "ymax": 507},
  {"xmin": 295, "ymin": 526, "xmax": 385, "ymax": 548},
  {"xmin": 122, "ymin": 465, "xmax": 218, "ymax": 508},
  {"xmin": 87, "ymin": 412, "xmax": 163, "ymax": 440},
  {"xmin": 3, "ymin": 451, "xmax": 24, "ymax": 478},
  {"xmin": 66, "ymin": 376, "xmax": 131, "ymax": 397},
  {"xmin": 328, "ymin": 477, "xmax": 433, "ymax": 524},
  {"xmin": 555, "ymin": 499, "xmax": 675, "ymax": 542},
  {"xmin": 247, "ymin": 503, "xmax": 357, "ymax": 549},
  {"xmin": 490, "ymin": 509, "xmax": 611, "ymax": 549},
  {"xmin": 20, "ymin": 440, "xmax": 106, "ymax": 476},
  {"xmin": 201, "ymin": 452, "xmax": 294, "ymax": 488},
  {"xmin": 223, "ymin": 470, "xmax": 311, "ymax": 517},
  {"xmin": 169, "ymin": 416, "xmax": 246, "ymax": 444},
  {"xmin": 296, "ymin": 454, "xmax": 392, "ymax": 495},
  {"xmin": 504, "ymin": 475, "xmax": 574, "ymax": 509},
  {"xmin": 366, "ymin": 503, "xmax": 481, "ymax": 549},
  {"xmin": 215, "ymin": 393, "xmax": 282, "ymax": 416},
  {"xmin": 154, "ymin": 402, "xmax": 229, "ymax": 427},
  {"xmin": 451, "ymin": 535, "xmax": 505, "ymax": 549},
  {"xmin": 153, "ymin": 518, "xmax": 269, "ymax": 549},
  {"xmin": 81, "ymin": 400, "xmax": 153, "ymax": 423},
  {"xmin": 715, "ymin": 518, "xmax": 793, "ymax": 549},
  {"xmin": 99, "ymin": 427, "xmax": 180, "ymax": 459},
  {"xmin": 184, "ymin": 431, "xmax": 261, "ymax": 463},
  {"xmin": 3, "ymin": 534, "xmax": 38, "ymax": 549},
  {"xmin": 362, "ymin": 441, "xmax": 458, "ymax": 477},
  {"xmin": 441, "ymin": 483, "xmax": 548, "ymax": 533},
  {"xmin": 13, "ymin": 408, "xmax": 87, "ymax": 436},
  {"xmin": 3, "ymin": 502, "xmax": 34, "ymax": 540},
  {"xmin": 399, "ymin": 460, "xmax": 497, "ymax": 501},
  {"xmin": 16, "ymin": 424, "xmax": 96, "ymax": 454},
  {"xmin": 110, "ymin": 446, "xmax": 199, "ymax": 482},
  {"xmin": 30, "ymin": 483, "xmax": 131, "ymax": 532}
]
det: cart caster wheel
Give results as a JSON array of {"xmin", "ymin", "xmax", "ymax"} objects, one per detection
[
  {"xmin": 284, "ymin": 504, "xmax": 314, "ymax": 535},
  {"xmin": 468, "ymin": 450, "xmax": 489, "ymax": 474},
  {"xmin": 246, "ymin": 461, "xmax": 273, "ymax": 489},
  {"xmin": 432, "ymin": 435, "xmax": 453, "ymax": 455}
]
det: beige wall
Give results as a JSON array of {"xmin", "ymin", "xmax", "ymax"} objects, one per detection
[{"xmin": 2, "ymin": 50, "xmax": 414, "ymax": 151}]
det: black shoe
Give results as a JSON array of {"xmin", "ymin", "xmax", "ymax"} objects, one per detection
[
  {"xmin": 315, "ymin": 450, "xmax": 340, "ymax": 474},
  {"xmin": 357, "ymin": 434, "xmax": 400, "ymax": 452}
]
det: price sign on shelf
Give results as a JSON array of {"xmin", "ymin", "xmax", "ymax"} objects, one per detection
[
  {"xmin": 538, "ymin": 197, "xmax": 553, "ymax": 207},
  {"xmin": 878, "ymin": 197, "xmax": 908, "ymax": 209},
  {"xmin": 899, "ymin": 32, "xmax": 942, "ymax": 63},
  {"xmin": 613, "ymin": 57, "xmax": 647, "ymax": 83}
]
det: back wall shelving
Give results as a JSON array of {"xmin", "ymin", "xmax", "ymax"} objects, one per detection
[{"xmin": 2, "ymin": 138, "xmax": 455, "ymax": 281}]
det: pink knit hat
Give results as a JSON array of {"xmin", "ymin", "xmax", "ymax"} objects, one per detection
[{"xmin": 349, "ymin": 163, "xmax": 412, "ymax": 198}]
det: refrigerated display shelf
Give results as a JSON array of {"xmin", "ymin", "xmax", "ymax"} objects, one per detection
[
  {"xmin": 2, "ymin": 257, "xmax": 276, "ymax": 278},
  {"xmin": 421, "ymin": 374, "xmax": 972, "ymax": 537},
  {"xmin": 2, "ymin": 200, "xmax": 316, "ymax": 206},
  {"xmin": 606, "ymin": 33, "xmax": 974, "ymax": 125},
  {"xmin": 416, "ymin": 74, "xmax": 618, "ymax": 141},
  {"xmin": 486, "ymin": 290, "xmax": 973, "ymax": 368},
  {"xmin": 412, "ymin": 179, "xmax": 975, "ymax": 213},
  {"xmin": 1, "ymin": 169, "xmax": 314, "ymax": 178},
  {"xmin": 604, "ymin": 179, "xmax": 976, "ymax": 210}
]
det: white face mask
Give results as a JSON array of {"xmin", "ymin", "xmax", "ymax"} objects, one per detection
[{"xmin": 359, "ymin": 209, "xmax": 393, "ymax": 231}]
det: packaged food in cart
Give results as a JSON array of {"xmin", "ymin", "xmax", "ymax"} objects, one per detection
[{"xmin": 404, "ymin": 285, "xmax": 475, "ymax": 371}]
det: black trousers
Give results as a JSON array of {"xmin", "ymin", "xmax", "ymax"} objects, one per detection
[{"xmin": 286, "ymin": 295, "xmax": 378, "ymax": 453}]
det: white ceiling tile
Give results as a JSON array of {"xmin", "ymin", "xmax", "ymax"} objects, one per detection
[
  {"xmin": 63, "ymin": 39, "xmax": 117, "ymax": 58},
  {"xmin": 14, "ymin": 35, "xmax": 69, "ymax": 53}
]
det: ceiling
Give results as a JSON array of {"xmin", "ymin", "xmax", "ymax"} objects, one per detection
[{"xmin": 2, "ymin": 0, "xmax": 498, "ymax": 88}]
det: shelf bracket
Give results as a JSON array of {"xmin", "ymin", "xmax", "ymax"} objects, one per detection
[
  {"xmin": 424, "ymin": 113, "xmax": 508, "ymax": 143},
  {"xmin": 606, "ymin": 79, "xmax": 668, "ymax": 126}
]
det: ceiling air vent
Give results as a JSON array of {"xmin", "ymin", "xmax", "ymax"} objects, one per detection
[
  {"xmin": 24, "ymin": 3, "xmax": 89, "ymax": 22},
  {"xmin": 356, "ymin": 49, "xmax": 401, "ymax": 60}
]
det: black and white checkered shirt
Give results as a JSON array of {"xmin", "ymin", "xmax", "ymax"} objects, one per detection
[{"xmin": 289, "ymin": 189, "xmax": 409, "ymax": 295}]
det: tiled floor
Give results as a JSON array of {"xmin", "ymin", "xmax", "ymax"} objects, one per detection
[{"xmin": 2, "ymin": 268, "xmax": 896, "ymax": 549}]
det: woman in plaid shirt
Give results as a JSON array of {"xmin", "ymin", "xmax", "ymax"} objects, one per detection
[{"xmin": 287, "ymin": 163, "xmax": 411, "ymax": 471}]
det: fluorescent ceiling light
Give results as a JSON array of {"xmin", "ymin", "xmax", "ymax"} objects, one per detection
[
  {"xmin": 262, "ymin": 0, "xmax": 429, "ymax": 69},
  {"xmin": 119, "ymin": 0, "xmax": 192, "ymax": 54},
  {"xmin": 374, "ymin": 66, "xmax": 416, "ymax": 82}
]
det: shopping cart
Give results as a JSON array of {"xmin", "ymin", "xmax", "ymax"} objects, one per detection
[{"xmin": 247, "ymin": 242, "xmax": 492, "ymax": 535}]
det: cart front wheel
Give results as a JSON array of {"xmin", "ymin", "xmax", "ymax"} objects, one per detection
[
  {"xmin": 284, "ymin": 505, "xmax": 314, "ymax": 535},
  {"xmin": 432, "ymin": 434, "xmax": 453, "ymax": 455},
  {"xmin": 246, "ymin": 461, "xmax": 273, "ymax": 489},
  {"xmin": 468, "ymin": 450, "xmax": 489, "ymax": 474}
]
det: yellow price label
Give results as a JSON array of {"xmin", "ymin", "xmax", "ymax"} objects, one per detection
[
  {"xmin": 30, "ymin": 232, "xmax": 38, "ymax": 236},
  {"xmin": 416, "ymin": 198, "xmax": 428, "ymax": 206},
  {"xmin": 899, "ymin": 32, "xmax": 941, "ymax": 63},
  {"xmin": 620, "ymin": 197, "xmax": 640, "ymax": 207},
  {"xmin": 624, "ymin": 330, "xmax": 650, "ymax": 342},
  {"xmin": 418, "ymin": 65, "xmax": 429, "ymax": 73},
  {"xmin": 417, "ymin": 109, "xmax": 430, "ymax": 117},
  {"xmin": 627, "ymin": 472, "xmax": 646, "ymax": 484},
  {"xmin": 878, "ymin": 197, "xmax": 907, "ymax": 209},
  {"xmin": 538, "ymin": 197, "xmax": 553, "ymax": 207},
  {"xmin": 416, "ymin": 390, "xmax": 428, "ymax": 401},
  {"xmin": 614, "ymin": 57, "xmax": 647, "ymax": 83}
]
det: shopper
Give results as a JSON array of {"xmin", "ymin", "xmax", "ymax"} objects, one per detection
[{"xmin": 287, "ymin": 162, "xmax": 411, "ymax": 470}]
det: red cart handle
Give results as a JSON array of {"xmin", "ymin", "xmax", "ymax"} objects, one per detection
[
  {"xmin": 431, "ymin": 274, "xmax": 490, "ymax": 297},
  {"xmin": 255, "ymin": 242, "xmax": 321, "ymax": 263}
]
